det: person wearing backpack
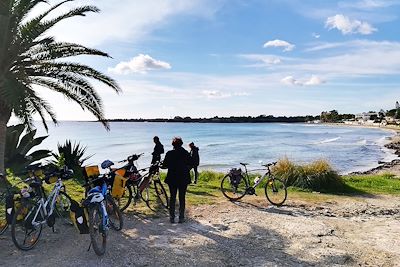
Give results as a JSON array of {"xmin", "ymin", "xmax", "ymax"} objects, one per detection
[
  {"xmin": 161, "ymin": 137, "xmax": 193, "ymax": 223},
  {"xmin": 151, "ymin": 136, "xmax": 164, "ymax": 164},
  {"xmin": 189, "ymin": 142, "xmax": 200, "ymax": 184}
]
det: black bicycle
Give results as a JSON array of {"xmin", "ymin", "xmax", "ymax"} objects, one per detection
[
  {"xmin": 109, "ymin": 154, "xmax": 169, "ymax": 212},
  {"xmin": 221, "ymin": 162, "xmax": 287, "ymax": 206}
]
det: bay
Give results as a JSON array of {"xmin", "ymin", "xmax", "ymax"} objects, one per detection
[{"xmin": 34, "ymin": 122, "xmax": 396, "ymax": 174}]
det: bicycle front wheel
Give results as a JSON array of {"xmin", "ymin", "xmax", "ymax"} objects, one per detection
[
  {"xmin": 154, "ymin": 180, "xmax": 169, "ymax": 209},
  {"xmin": 264, "ymin": 178, "xmax": 287, "ymax": 206},
  {"xmin": 221, "ymin": 174, "xmax": 248, "ymax": 201},
  {"xmin": 0, "ymin": 193, "xmax": 8, "ymax": 235},
  {"xmin": 11, "ymin": 201, "xmax": 43, "ymax": 251},
  {"xmin": 141, "ymin": 182, "xmax": 166, "ymax": 212},
  {"xmin": 115, "ymin": 185, "xmax": 132, "ymax": 212},
  {"xmin": 88, "ymin": 203, "xmax": 107, "ymax": 256},
  {"xmin": 55, "ymin": 191, "xmax": 72, "ymax": 225},
  {"xmin": 106, "ymin": 195, "xmax": 123, "ymax": 231}
]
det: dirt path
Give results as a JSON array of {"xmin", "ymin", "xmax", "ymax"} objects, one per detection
[{"xmin": 0, "ymin": 195, "xmax": 399, "ymax": 266}]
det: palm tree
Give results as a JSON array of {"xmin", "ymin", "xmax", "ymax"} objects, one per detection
[{"xmin": 0, "ymin": 0, "xmax": 121, "ymax": 174}]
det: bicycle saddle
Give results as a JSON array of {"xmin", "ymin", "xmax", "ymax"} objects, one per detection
[{"xmin": 239, "ymin": 162, "xmax": 249, "ymax": 166}]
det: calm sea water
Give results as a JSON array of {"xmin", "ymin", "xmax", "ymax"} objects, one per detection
[{"xmin": 34, "ymin": 122, "xmax": 396, "ymax": 174}]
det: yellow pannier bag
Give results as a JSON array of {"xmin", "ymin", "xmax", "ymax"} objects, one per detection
[
  {"xmin": 115, "ymin": 169, "xmax": 126, "ymax": 177},
  {"xmin": 111, "ymin": 175, "xmax": 128, "ymax": 198},
  {"xmin": 69, "ymin": 199, "xmax": 89, "ymax": 234},
  {"xmin": 84, "ymin": 165, "xmax": 100, "ymax": 177}
]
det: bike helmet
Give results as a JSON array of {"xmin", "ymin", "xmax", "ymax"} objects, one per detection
[{"xmin": 101, "ymin": 160, "xmax": 114, "ymax": 169}]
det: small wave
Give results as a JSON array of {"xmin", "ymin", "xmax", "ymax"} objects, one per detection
[
  {"xmin": 357, "ymin": 139, "xmax": 367, "ymax": 145},
  {"xmin": 314, "ymin": 136, "xmax": 341, "ymax": 144}
]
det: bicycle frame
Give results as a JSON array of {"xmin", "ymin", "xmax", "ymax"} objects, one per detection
[
  {"xmin": 28, "ymin": 179, "xmax": 64, "ymax": 227},
  {"xmin": 242, "ymin": 165, "xmax": 272, "ymax": 189}
]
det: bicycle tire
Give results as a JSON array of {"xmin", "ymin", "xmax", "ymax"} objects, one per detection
[
  {"xmin": 141, "ymin": 182, "xmax": 165, "ymax": 212},
  {"xmin": 106, "ymin": 195, "xmax": 123, "ymax": 231},
  {"xmin": 220, "ymin": 174, "xmax": 247, "ymax": 201},
  {"xmin": 11, "ymin": 201, "xmax": 43, "ymax": 251},
  {"xmin": 116, "ymin": 185, "xmax": 132, "ymax": 212},
  {"xmin": 88, "ymin": 203, "xmax": 107, "ymax": 256},
  {"xmin": 54, "ymin": 191, "xmax": 72, "ymax": 225},
  {"xmin": 154, "ymin": 180, "xmax": 169, "ymax": 209},
  {"xmin": 0, "ymin": 193, "xmax": 8, "ymax": 235},
  {"xmin": 264, "ymin": 177, "xmax": 287, "ymax": 206}
]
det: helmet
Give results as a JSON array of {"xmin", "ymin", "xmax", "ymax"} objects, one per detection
[
  {"xmin": 101, "ymin": 160, "xmax": 114, "ymax": 169},
  {"xmin": 84, "ymin": 192, "xmax": 104, "ymax": 206}
]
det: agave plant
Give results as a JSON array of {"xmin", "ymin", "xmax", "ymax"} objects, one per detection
[
  {"xmin": 52, "ymin": 140, "xmax": 92, "ymax": 180},
  {"xmin": 5, "ymin": 123, "xmax": 50, "ymax": 172}
]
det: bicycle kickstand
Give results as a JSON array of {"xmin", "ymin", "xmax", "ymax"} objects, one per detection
[{"xmin": 87, "ymin": 241, "xmax": 92, "ymax": 252}]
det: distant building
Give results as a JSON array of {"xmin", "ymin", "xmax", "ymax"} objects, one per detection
[{"xmin": 355, "ymin": 112, "xmax": 378, "ymax": 122}]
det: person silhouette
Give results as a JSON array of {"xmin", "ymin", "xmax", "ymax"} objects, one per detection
[{"xmin": 161, "ymin": 137, "xmax": 192, "ymax": 223}]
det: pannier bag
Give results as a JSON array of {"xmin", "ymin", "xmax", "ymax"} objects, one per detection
[
  {"xmin": 6, "ymin": 189, "xmax": 32, "ymax": 224},
  {"xmin": 229, "ymin": 168, "xmax": 243, "ymax": 186},
  {"xmin": 111, "ymin": 175, "xmax": 128, "ymax": 198},
  {"xmin": 69, "ymin": 199, "xmax": 89, "ymax": 234}
]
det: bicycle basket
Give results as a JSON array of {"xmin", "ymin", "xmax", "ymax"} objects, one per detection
[{"xmin": 229, "ymin": 168, "xmax": 243, "ymax": 186}]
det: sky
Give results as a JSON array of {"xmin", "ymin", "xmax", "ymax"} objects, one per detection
[{"xmin": 27, "ymin": 0, "xmax": 400, "ymax": 120}]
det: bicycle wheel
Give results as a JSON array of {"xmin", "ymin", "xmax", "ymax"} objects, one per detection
[
  {"xmin": 0, "ymin": 193, "xmax": 8, "ymax": 235},
  {"xmin": 115, "ymin": 185, "xmax": 132, "ymax": 212},
  {"xmin": 88, "ymin": 203, "xmax": 107, "ymax": 256},
  {"xmin": 264, "ymin": 178, "xmax": 287, "ymax": 206},
  {"xmin": 106, "ymin": 195, "xmax": 123, "ymax": 231},
  {"xmin": 154, "ymin": 180, "xmax": 169, "ymax": 209},
  {"xmin": 141, "ymin": 182, "xmax": 165, "ymax": 212},
  {"xmin": 221, "ymin": 174, "xmax": 248, "ymax": 201},
  {"xmin": 11, "ymin": 201, "xmax": 43, "ymax": 251},
  {"xmin": 54, "ymin": 191, "xmax": 72, "ymax": 225}
]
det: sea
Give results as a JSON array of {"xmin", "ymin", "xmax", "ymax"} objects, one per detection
[{"xmin": 33, "ymin": 121, "xmax": 397, "ymax": 174}]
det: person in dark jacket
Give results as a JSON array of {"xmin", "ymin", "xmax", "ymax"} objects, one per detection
[
  {"xmin": 189, "ymin": 142, "xmax": 200, "ymax": 184},
  {"xmin": 161, "ymin": 137, "xmax": 192, "ymax": 223},
  {"xmin": 151, "ymin": 136, "xmax": 164, "ymax": 164}
]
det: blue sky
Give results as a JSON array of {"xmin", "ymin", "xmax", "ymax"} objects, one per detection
[{"xmin": 30, "ymin": 0, "xmax": 400, "ymax": 120}]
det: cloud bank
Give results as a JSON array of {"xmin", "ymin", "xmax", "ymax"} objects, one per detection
[
  {"xmin": 109, "ymin": 54, "xmax": 171, "ymax": 74},
  {"xmin": 325, "ymin": 14, "xmax": 377, "ymax": 35},
  {"xmin": 263, "ymin": 39, "xmax": 295, "ymax": 52}
]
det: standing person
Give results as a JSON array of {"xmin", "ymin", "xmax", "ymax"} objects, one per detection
[
  {"xmin": 161, "ymin": 137, "xmax": 192, "ymax": 223},
  {"xmin": 151, "ymin": 136, "xmax": 164, "ymax": 164},
  {"xmin": 189, "ymin": 142, "xmax": 200, "ymax": 184}
]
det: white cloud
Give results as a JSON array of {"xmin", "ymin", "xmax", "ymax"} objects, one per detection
[
  {"xmin": 37, "ymin": 0, "xmax": 224, "ymax": 46},
  {"xmin": 202, "ymin": 90, "xmax": 231, "ymax": 99},
  {"xmin": 263, "ymin": 39, "xmax": 295, "ymax": 52},
  {"xmin": 325, "ymin": 14, "xmax": 377, "ymax": 35},
  {"xmin": 108, "ymin": 54, "xmax": 171, "ymax": 74},
  {"xmin": 312, "ymin": 32, "xmax": 321, "ymax": 39},
  {"xmin": 281, "ymin": 76, "xmax": 302, "ymax": 86},
  {"xmin": 281, "ymin": 75, "xmax": 325, "ymax": 86},
  {"xmin": 238, "ymin": 54, "xmax": 282, "ymax": 66},
  {"xmin": 338, "ymin": 0, "xmax": 400, "ymax": 10},
  {"xmin": 304, "ymin": 75, "xmax": 326, "ymax": 85}
]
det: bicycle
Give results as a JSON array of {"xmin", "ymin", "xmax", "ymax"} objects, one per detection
[
  {"xmin": 10, "ymin": 164, "xmax": 74, "ymax": 250},
  {"xmin": 82, "ymin": 173, "xmax": 124, "ymax": 256},
  {"xmin": 106, "ymin": 154, "xmax": 169, "ymax": 212},
  {"xmin": 221, "ymin": 162, "xmax": 287, "ymax": 206}
]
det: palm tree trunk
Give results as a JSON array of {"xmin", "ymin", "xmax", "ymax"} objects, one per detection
[{"xmin": 0, "ymin": 102, "xmax": 11, "ymax": 175}]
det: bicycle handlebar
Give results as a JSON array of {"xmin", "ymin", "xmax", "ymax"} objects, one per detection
[
  {"xmin": 117, "ymin": 153, "xmax": 144, "ymax": 163},
  {"xmin": 262, "ymin": 162, "xmax": 277, "ymax": 168}
]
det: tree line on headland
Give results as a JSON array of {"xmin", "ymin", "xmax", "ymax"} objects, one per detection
[{"xmin": 105, "ymin": 110, "xmax": 353, "ymax": 123}]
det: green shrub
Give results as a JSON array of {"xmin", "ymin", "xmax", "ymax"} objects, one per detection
[{"xmin": 273, "ymin": 158, "xmax": 344, "ymax": 193}]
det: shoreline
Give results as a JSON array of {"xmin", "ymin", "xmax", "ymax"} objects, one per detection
[{"xmin": 341, "ymin": 124, "xmax": 400, "ymax": 176}]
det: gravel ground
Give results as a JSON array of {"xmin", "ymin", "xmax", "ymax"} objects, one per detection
[{"xmin": 0, "ymin": 195, "xmax": 399, "ymax": 267}]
